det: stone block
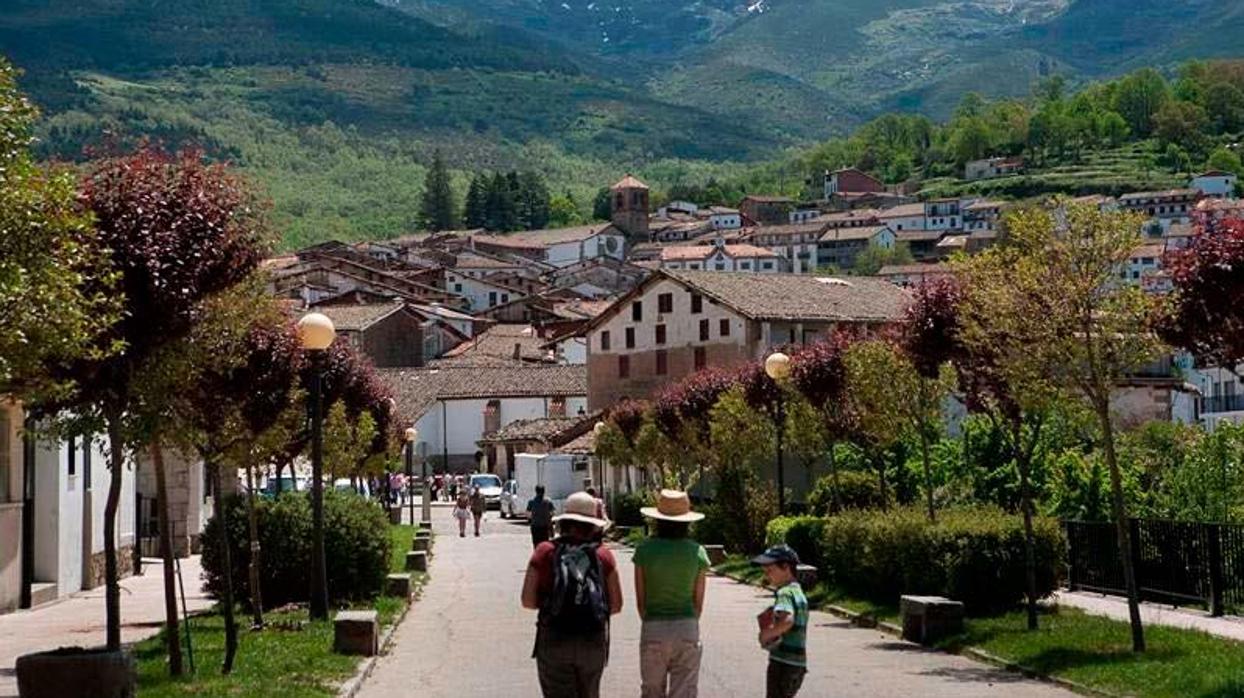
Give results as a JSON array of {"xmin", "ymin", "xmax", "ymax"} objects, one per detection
[
  {"xmin": 405, "ymin": 551, "xmax": 428, "ymax": 572},
  {"xmin": 411, "ymin": 537, "xmax": 430, "ymax": 553},
  {"xmin": 385, "ymin": 573, "xmax": 413, "ymax": 599},
  {"xmin": 900, "ymin": 595, "xmax": 964, "ymax": 645},
  {"xmin": 795, "ymin": 564, "xmax": 818, "ymax": 588},
  {"xmin": 388, "ymin": 508, "xmax": 402, "ymax": 525},
  {"xmin": 414, "ymin": 528, "xmax": 432, "ymax": 539},
  {"xmin": 333, "ymin": 610, "xmax": 379, "ymax": 656},
  {"xmin": 703, "ymin": 545, "xmax": 727, "ymax": 567},
  {"xmin": 418, "ymin": 521, "xmax": 433, "ymax": 531}
]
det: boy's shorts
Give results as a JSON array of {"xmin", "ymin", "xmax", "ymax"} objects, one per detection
[{"xmin": 766, "ymin": 659, "xmax": 806, "ymax": 698}]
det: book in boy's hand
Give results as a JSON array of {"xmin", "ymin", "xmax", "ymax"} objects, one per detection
[{"xmin": 757, "ymin": 607, "xmax": 780, "ymax": 650}]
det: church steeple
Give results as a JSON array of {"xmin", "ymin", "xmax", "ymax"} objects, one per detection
[{"xmin": 610, "ymin": 174, "xmax": 649, "ymax": 239}]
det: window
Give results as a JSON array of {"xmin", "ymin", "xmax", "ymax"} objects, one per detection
[
  {"xmin": 762, "ymin": 262, "xmax": 773, "ymax": 270},
  {"xmin": 715, "ymin": 263, "xmax": 726, "ymax": 271},
  {"xmin": 488, "ymin": 291, "xmax": 497, "ymax": 306},
  {"xmin": 618, "ymin": 355, "xmax": 630, "ymax": 378},
  {"xmin": 67, "ymin": 436, "xmax": 76, "ymax": 477},
  {"xmin": 655, "ymin": 324, "xmax": 666, "ymax": 345},
  {"xmin": 600, "ymin": 331, "xmax": 611, "ymax": 351},
  {"xmin": 689, "ymin": 263, "xmax": 700, "ymax": 270},
  {"xmin": 658, "ymin": 293, "xmax": 673, "ymax": 314},
  {"xmin": 720, "ymin": 319, "xmax": 730, "ymax": 337},
  {"xmin": 550, "ymin": 397, "xmax": 566, "ymax": 418},
  {"xmin": 655, "ymin": 350, "xmax": 668, "ymax": 375},
  {"xmin": 625, "ymin": 327, "xmax": 635, "ymax": 349},
  {"xmin": 501, "ymin": 293, "xmax": 509, "ymax": 304},
  {"xmin": 699, "ymin": 319, "xmax": 709, "ymax": 341},
  {"xmin": 690, "ymin": 293, "xmax": 703, "ymax": 314},
  {"xmin": 632, "ymin": 301, "xmax": 642, "ymax": 322},
  {"xmin": 740, "ymin": 262, "xmax": 751, "ymax": 270},
  {"xmin": 454, "ymin": 283, "xmax": 462, "ymax": 293},
  {"xmin": 694, "ymin": 347, "xmax": 707, "ymax": 370}
]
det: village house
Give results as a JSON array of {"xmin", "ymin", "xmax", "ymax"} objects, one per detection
[
  {"xmin": 739, "ymin": 195, "xmax": 795, "ymax": 225},
  {"xmin": 707, "ymin": 206, "xmax": 743, "ymax": 230},
  {"xmin": 659, "ymin": 239, "xmax": 782, "ymax": 273},
  {"xmin": 963, "ymin": 200, "xmax": 1006, "ymax": 233},
  {"xmin": 816, "ymin": 225, "xmax": 896, "ymax": 270},
  {"xmin": 896, "ymin": 229, "xmax": 947, "ymax": 260},
  {"xmin": 649, "ymin": 220, "xmax": 713, "ymax": 243},
  {"xmin": 1120, "ymin": 241, "xmax": 1167, "ymax": 288},
  {"xmin": 824, "ymin": 167, "xmax": 885, "ymax": 198},
  {"xmin": 747, "ymin": 220, "xmax": 828, "ymax": 273},
  {"xmin": 314, "ymin": 301, "xmax": 465, "ymax": 367},
  {"xmin": 819, "ymin": 209, "xmax": 882, "ymax": 229},
  {"xmin": 579, "ymin": 269, "xmax": 909, "ymax": 409},
  {"xmin": 964, "ymin": 156, "xmax": 1024, "ymax": 181},
  {"xmin": 442, "ymin": 268, "xmax": 530, "ymax": 313},
  {"xmin": 924, "ymin": 198, "xmax": 963, "ymax": 231},
  {"xmin": 1117, "ymin": 189, "xmax": 1202, "ymax": 233},
  {"xmin": 1189, "ymin": 170, "xmax": 1238, "ymax": 199},
  {"xmin": 876, "ymin": 262, "xmax": 954, "ymax": 288},
  {"xmin": 476, "ymin": 414, "xmax": 597, "ymax": 478},
  {"xmin": 875, "ymin": 202, "xmax": 927, "ymax": 232},
  {"xmin": 470, "ymin": 224, "xmax": 626, "ymax": 269},
  {"xmin": 0, "ymin": 401, "xmax": 139, "ymax": 614},
  {"xmin": 382, "ymin": 365, "xmax": 588, "ymax": 472}
]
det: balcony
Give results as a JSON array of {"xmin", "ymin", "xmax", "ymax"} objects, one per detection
[{"xmin": 1203, "ymin": 394, "xmax": 1244, "ymax": 414}]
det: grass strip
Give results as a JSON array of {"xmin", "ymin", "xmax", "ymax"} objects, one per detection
[
  {"xmin": 713, "ymin": 555, "xmax": 1244, "ymax": 698},
  {"xmin": 135, "ymin": 523, "xmax": 425, "ymax": 697}
]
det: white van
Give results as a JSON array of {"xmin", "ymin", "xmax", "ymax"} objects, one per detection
[{"xmin": 513, "ymin": 453, "xmax": 590, "ymax": 519}]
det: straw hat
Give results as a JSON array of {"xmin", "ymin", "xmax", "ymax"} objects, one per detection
[
  {"xmin": 553, "ymin": 491, "xmax": 610, "ymax": 529},
  {"xmin": 641, "ymin": 489, "xmax": 705, "ymax": 523}
]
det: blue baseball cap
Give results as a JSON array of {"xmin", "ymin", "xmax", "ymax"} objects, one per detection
[{"xmin": 751, "ymin": 544, "xmax": 800, "ymax": 566}]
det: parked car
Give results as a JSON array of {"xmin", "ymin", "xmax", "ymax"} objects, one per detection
[
  {"xmin": 500, "ymin": 479, "xmax": 524, "ymax": 519},
  {"xmin": 468, "ymin": 473, "xmax": 503, "ymax": 510},
  {"xmin": 263, "ymin": 475, "xmax": 306, "ymax": 498},
  {"xmin": 333, "ymin": 478, "xmax": 370, "ymax": 497}
]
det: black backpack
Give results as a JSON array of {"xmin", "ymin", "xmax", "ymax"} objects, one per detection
[{"xmin": 541, "ymin": 541, "xmax": 609, "ymax": 634}]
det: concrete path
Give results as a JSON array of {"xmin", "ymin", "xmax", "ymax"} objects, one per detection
[
  {"xmin": 359, "ymin": 507, "xmax": 1074, "ymax": 698},
  {"xmin": 0, "ymin": 556, "xmax": 213, "ymax": 698},
  {"xmin": 1053, "ymin": 590, "xmax": 1244, "ymax": 642}
]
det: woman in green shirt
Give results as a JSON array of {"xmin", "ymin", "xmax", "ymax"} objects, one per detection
[{"xmin": 633, "ymin": 490, "xmax": 711, "ymax": 698}]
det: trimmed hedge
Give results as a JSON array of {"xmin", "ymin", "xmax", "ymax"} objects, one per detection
[
  {"xmin": 806, "ymin": 470, "xmax": 890, "ymax": 515},
  {"xmin": 768, "ymin": 507, "xmax": 1065, "ymax": 616},
  {"xmin": 202, "ymin": 490, "xmax": 392, "ymax": 609},
  {"xmin": 610, "ymin": 491, "xmax": 650, "ymax": 528}
]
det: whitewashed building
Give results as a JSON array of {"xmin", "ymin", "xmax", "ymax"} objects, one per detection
[{"xmin": 1189, "ymin": 171, "xmax": 1238, "ymax": 199}]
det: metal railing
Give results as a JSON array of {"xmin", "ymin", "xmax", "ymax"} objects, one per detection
[
  {"xmin": 1202, "ymin": 394, "xmax": 1244, "ymax": 414},
  {"xmin": 1065, "ymin": 518, "xmax": 1244, "ymax": 615}
]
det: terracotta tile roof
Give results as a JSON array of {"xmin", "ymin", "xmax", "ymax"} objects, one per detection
[
  {"xmin": 741, "ymin": 195, "xmax": 795, "ymax": 203},
  {"xmin": 315, "ymin": 302, "xmax": 405, "ymax": 332},
  {"xmin": 381, "ymin": 365, "xmax": 588, "ymax": 421},
  {"xmin": 896, "ymin": 230, "xmax": 946, "ymax": 242},
  {"xmin": 877, "ymin": 262, "xmax": 952, "ymax": 276},
  {"xmin": 443, "ymin": 323, "xmax": 548, "ymax": 362},
  {"xmin": 1118, "ymin": 189, "xmax": 1200, "ymax": 201},
  {"xmin": 611, "ymin": 174, "xmax": 649, "ymax": 190},
  {"xmin": 480, "ymin": 416, "xmax": 583, "ymax": 443},
  {"xmin": 749, "ymin": 221, "xmax": 829, "ymax": 238},
  {"xmin": 820, "ymin": 209, "xmax": 882, "ymax": 223},
  {"xmin": 555, "ymin": 430, "xmax": 597, "ymax": 455},
  {"xmin": 474, "ymin": 224, "xmax": 620, "ymax": 249},
  {"xmin": 455, "ymin": 251, "xmax": 520, "ymax": 269},
  {"xmin": 662, "ymin": 270, "xmax": 910, "ymax": 323},
  {"xmin": 877, "ymin": 203, "xmax": 926, "ymax": 218},
  {"xmin": 661, "ymin": 244, "xmax": 778, "ymax": 261},
  {"xmin": 818, "ymin": 225, "xmax": 891, "ymax": 243},
  {"xmin": 1131, "ymin": 242, "xmax": 1167, "ymax": 258},
  {"xmin": 963, "ymin": 200, "xmax": 1006, "ymax": 212}
]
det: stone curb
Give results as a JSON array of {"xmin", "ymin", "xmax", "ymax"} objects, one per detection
[
  {"xmin": 336, "ymin": 539, "xmax": 431, "ymax": 698},
  {"xmin": 712, "ymin": 567, "xmax": 1121, "ymax": 698}
]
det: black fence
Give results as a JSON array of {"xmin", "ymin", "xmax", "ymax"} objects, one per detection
[{"xmin": 1065, "ymin": 518, "xmax": 1244, "ymax": 615}]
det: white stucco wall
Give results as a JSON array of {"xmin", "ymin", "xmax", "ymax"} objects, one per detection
[
  {"xmin": 446, "ymin": 273, "xmax": 520, "ymax": 312},
  {"xmin": 590, "ymin": 278, "xmax": 748, "ymax": 355},
  {"xmin": 415, "ymin": 395, "xmax": 589, "ymax": 464}
]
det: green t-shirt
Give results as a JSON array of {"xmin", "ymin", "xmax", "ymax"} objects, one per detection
[
  {"xmin": 769, "ymin": 582, "xmax": 808, "ymax": 667},
  {"xmin": 633, "ymin": 538, "xmax": 710, "ymax": 620}
]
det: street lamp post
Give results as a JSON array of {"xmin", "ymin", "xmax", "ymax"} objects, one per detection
[
  {"xmin": 593, "ymin": 421, "xmax": 606, "ymax": 503},
  {"xmin": 297, "ymin": 312, "xmax": 336, "ymax": 621},
  {"xmin": 404, "ymin": 427, "xmax": 417, "ymax": 527},
  {"xmin": 765, "ymin": 351, "xmax": 791, "ymax": 516}
]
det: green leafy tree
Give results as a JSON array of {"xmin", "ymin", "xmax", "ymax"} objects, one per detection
[
  {"xmin": 1204, "ymin": 82, "xmax": 1244, "ymax": 133},
  {"xmin": 852, "ymin": 242, "xmax": 913, "ymax": 276},
  {"xmin": 485, "ymin": 172, "xmax": 518, "ymax": 231},
  {"xmin": 1112, "ymin": 68, "xmax": 1170, "ymax": 138},
  {"xmin": 1206, "ymin": 147, "xmax": 1244, "ymax": 176},
  {"xmin": 0, "ymin": 58, "xmax": 120, "ymax": 404},
  {"xmin": 592, "ymin": 187, "xmax": 612, "ymax": 221},
  {"xmin": 419, "ymin": 151, "xmax": 457, "ymax": 232},
  {"xmin": 548, "ymin": 191, "xmax": 582, "ymax": 227},
  {"xmin": 1153, "ymin": 100, "xmax": 1210, "ymax": 155},
  {"xmin": 516, "ymin": 171, "xmax": 551, "ymax": 230}
]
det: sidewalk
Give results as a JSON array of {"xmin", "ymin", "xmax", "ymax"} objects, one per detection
[
  {"xmin": 0, "ymin": 556, "xmax": 213, "ymax": 698},
  {"xmin": 1052, "ymin": 589, "xmax": 1244, "ymax": 642}
]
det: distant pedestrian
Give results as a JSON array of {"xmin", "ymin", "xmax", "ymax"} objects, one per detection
[
  {"xmin": 527, "ymin": 485, "xmax": 556, "ymax": 548},
  {"xmin": 521, "ymin": 491, "xmax": 623, "ymax": 698},
  {"xmin": 434, "ymin": 473, "xmax": 445, "ymax": 502},
  {"xmin": 634, "ymin": 490, "xmax": 710, "ymax": 698},
  {"xmin": 390, "ymin": 472, "xmax": 406, "ymax": 506},
  {"xmin": 585, "ymin": 487, "xmax": 608, "ymax": 523},
  {"xmin": 753, "ymin": 545, "xmax": 809, "ymax": 698},
  {"xmin": 453, "ymin": 491, "xmax": 471, "ymax": 537},
  {"xmin": 469, "ymin": 485, "xmax": 486, "ymax": 537}
]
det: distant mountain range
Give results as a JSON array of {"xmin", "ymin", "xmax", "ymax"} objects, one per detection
[{"xmin": 2, "ymin": 0, "xmax": 1242, "ymax": 246}]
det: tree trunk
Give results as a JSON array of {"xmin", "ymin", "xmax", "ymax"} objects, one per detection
[
  {"xmin": 103, "ymin": 412, "xmax": 125, "ymax": 652},
  {"xmin": 875, "ymin": 453, "xmax": 889, "ymax": 512},
  {"xmin": 211, "ymin": 459, "xmax": 240, "ymax": 673},
  {"xmin": 244, "ymin": 463, "xmax": 264, "ymax": 628},
  {"xmin": 150, "ymin": 440, "xmax": 183, "ymax": 675},
  {"xmin": 827, "ymin": 440, "xmax": 843, "ymax": 513},
  {"xmin": 1013, "ymin": 419, "xmax": 1039, "ymax": 631},
  {"xmin": 1097, "ymin": 399, "xmax": 1146, "ymax": 652},
  {"xmin": 920, "ymin": 428, "xmax": 935, "ymax": 523}
]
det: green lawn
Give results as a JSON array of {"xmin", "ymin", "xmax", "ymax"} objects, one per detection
[
  {"xmin": 134, "ymin": 523, "xmax": 425, "ymax": 697},
  {"xmin": 713, "ymin": 556, "xmax": 1244, "ymax": 698}
]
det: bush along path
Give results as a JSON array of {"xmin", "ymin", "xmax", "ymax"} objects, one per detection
[
  {"xmin": 752, "ymin": 507, "xmax": 1244, "ymax": 698},
  {"xmin": 133, "ymin": 516, "xmax": 429, "ymax": 698}
]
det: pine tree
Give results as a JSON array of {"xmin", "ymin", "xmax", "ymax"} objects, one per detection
[
  {"xmin": 486, "ymin": 172, "xmax": 518, "ymax": 231},
  {"xmin": 419, "ymin": 151, "xmax": 457, "ymax": 232},
  {"xmin": 463, "ymin": 173, "xmax": 488, "ymax": 229},
  {"xmin": 517, "ymin": 171, "xmax": 551, "ymax": 230}
]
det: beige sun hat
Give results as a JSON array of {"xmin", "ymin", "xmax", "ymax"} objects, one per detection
[
  {"xmin": 640, "ymin": 489, "xmax": 705, "ymax": 523},
  {"xmin": 553, "ymin": 491, "xmax": 610, "ymax": 529}
]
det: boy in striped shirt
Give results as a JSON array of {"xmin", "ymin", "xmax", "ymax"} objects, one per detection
[{"xmin": 753, "ymin": 545, "xmax": 808, "ymax": 698}]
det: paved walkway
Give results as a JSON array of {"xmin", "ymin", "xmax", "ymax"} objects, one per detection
[
  {"xmin": 0, "ymin": 556, "xmax": 213, "ymax": 698},
  {"xmin": 1053, "ymin": 590, "xmax": 1244, "ymax": 642},
  {"xmin": 359, "ymin": 508, "xmax": 1074, "ymax": 698}
]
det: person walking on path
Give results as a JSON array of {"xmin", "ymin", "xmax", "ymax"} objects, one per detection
[
  {"xmin": 453, "ymin": 490, "xmax": 471, "ymax": 537},
  {"xmin": 470, "ymin": 485, "xmax": 486, "ymax": 537},
  {"xmin": 521, "ymin": 491, "xmax": 623, "ymax": 698},
  {"xmin": 634, "ymin": 490, "xmax": 710, "ymax": 698},
  {"xmin": 586, "ymin": 487, "xmax": 608, "ymax": 523},
  {"xmin": 527, "ymin": 485, "xmax": 557, "ymax": 548},
  {"xmin": 753, "ymin": 545, "xmax": 809, "ymax": 698}
]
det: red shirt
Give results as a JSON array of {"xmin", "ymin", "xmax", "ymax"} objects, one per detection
[{"xmin": 529, "ymin": 540, "xmax": 616, "ymax": 598}]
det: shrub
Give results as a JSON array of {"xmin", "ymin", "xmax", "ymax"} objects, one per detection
[
  {"xmin": 806, "ymin": 470, "xmax": 891, "ymax": 515},
  {"xmin": 765, "ymin": 515, "xmax": 827, "ymax": 569},
  {"xmin": 202, "ymin": 490, "xmax": 392, "ymax": 609},
  {"xmin": 610, "ymin": 490, "xmax": 651, "ymax": 528},
  {"xmin": 692, "ymin": 503, "xmax": 727, "ymax": 545},
  {"xmin": 817, "ymin": 507, "xmax": 1064, "ymax": 616}
]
